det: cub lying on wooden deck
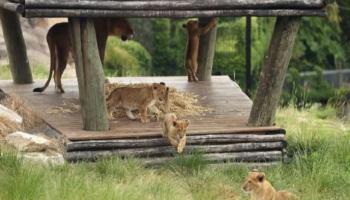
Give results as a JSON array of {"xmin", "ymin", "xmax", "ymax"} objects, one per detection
[
  {"xmin": 242, "ymin": 169, "xmax": 297, "ymax": 200},
  {"xmin": 106, "ymin": 82, "xmax": 169, "ymax": 123},
  {"xmin": 162, "ymin": 113, "xmax": 189, "ymax": 153}
]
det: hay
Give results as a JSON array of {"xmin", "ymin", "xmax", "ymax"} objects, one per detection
[
  {"xmin": 0, "ymin": 116, "xmax": 20, "ymax": 138},
  {"xmin": 47, "ymin": 102, "xmax": 80, "ymax": 114},
  {"xmin": 0, "ymin": 94, "xmax": 43, "ymax": 131},
  {"xmin": 106, "ymin": 83, "xmax": 211, "ymax": 119},
  {"xmin": 41, "ymin": 83, "xmax": 212, "ymax": 120}
]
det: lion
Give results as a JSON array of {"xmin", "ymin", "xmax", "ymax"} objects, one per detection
[
  {"xmin": 242, "ymin": 169, "xmax": 297, "ymax": 200},
  {"xmin": 183, "ymin": 18, "xmax": 217, "ymax": 82},
  {"xmin": 33, "ymin": 18, "xmax": 134, "ymax": 93},
  {"xmin": 162, "ymin": 113, "xmax": 190, "ymax": 153},
  {"xmin": 106, "ymin": 82, "xmax": 169, "ymax": 123}
]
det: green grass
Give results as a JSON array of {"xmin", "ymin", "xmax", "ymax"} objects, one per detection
[
  {"xmin": 0, "ymin": 106, "xmax": 349, "ymax": 200},
  {"xmin": 0, "ymin": 64, "xmax": 49, "ymax": 80}
]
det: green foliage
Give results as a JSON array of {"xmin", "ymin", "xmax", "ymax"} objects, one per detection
[
  {"xmin": 281, "ymin": 67, "xmax": 336, "ymax": 108},
  {"xmin": 0, "ymin": 64, "xmax": 48, "ymax": 80},
  {"xmin": 104, "ymin": 37, "xmax": 152, "ymax": 76}
]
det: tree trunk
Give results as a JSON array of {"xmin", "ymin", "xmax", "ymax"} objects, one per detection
[
  {"xmin": 197, "ymin": 17, "xmax": 217, "ymax": 81},
  {"xmin": 248, "ymin": 17, "xmax": 301, "ymax": 126},
  {"xmin": 68, "ymin": 18, "xmax": 109, "ymax": 131},
  {"xmin": 0, "ymin": 9, "xmax": 33, "ymax": 84}
]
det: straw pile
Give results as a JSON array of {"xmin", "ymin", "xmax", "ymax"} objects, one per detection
[
  {"xmin": 105, "ymin": 83, "xmax": 211, "ymax": 119},
  {"xmin": 0, "ymin": 94, "xmax": 43, "ymax": 138},
  {"xmin": 45, "ymin": 83, "xmax": 211, "ymax": 120}
]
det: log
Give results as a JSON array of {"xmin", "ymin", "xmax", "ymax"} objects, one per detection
[
  {"xmin": 245, "ymin": 16, "xmax": 252, "ymax": 95},
  {"xmin": 20, "ymin": 0, "xmax": 326, "ymax": 10},
  {"xmin": 0, "ymin": 8, "xmax": 33, "ymax": 84},
  {"xmin": 136, "ymin": 151, "xmax": 283, "ymax": 166},
  {"xmin": 68, "ymin": 18, "xmax": 109, "ymax": 131},
  {"xmin": 65, "ymin": 142, "xmax": 285, "ymax": 161},
  {"xmin": 66, "ymin": 133, "xmax": 286, "ymax": 151},
  {"xmin": 248, "ymin": 17, "xmax": 301, "ymax": 126},
  {"xmin": 197, "ymin": 17, "xmax": 217, "ymax": 81},
  {"xmin": 22, "ymin": 9, "xmax": 326, "ymax": 18}
]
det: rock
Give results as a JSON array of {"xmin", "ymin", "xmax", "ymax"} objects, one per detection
[
  {"xmin": 0, "ymin": 104, "xmax": 23, "ymax": 124},
  {"xmin": 5, "ymin": 131, "xmax": 51, "ymax": 152},
  {"xmin": 22, "ymin": 152, "xmax": 65, "ymax": 165}
]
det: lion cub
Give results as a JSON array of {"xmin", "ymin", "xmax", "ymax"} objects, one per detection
[
  {"xmin": 107, "ymin": 82, "xmax": 168, "ymax": 123},
  {"xmin": 162, "ymin": 113, "xmax": 189, "ymax": 153},
  {"xmin": 242, "ymin": 169, "xmax": 297, "ymax": 200}
]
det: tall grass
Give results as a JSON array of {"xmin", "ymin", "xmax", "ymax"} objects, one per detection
[{"xmin": 0, "ymin": 106, "xmax": 349, "ymax": 199}]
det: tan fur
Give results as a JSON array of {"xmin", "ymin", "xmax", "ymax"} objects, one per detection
[
  {"xmin": 162, "ymin": 113, "xmax": 189, "ymax": 153},
  {"xmin": 107, "ymin": 83, "xmax": 169, "ymax": 123},
  {"xmin": 33, "ymin": 18, "xmax": 134, "ymax": 93},
  {"xmin": 242, "ymin": 170, "xmax": 297, "ymax": 200},
  {"xmin": 183, "ymin": 18, "xmax": 217, "ymax": 82}
]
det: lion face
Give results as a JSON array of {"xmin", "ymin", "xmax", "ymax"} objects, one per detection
[
  {"xmin": 152, "ymin": 82, "xmax": 169, "ymax": 102},
  {"xmin": 173, "ymin": 119, "xmax": 189, "ymax": 139},
  {"xmin": 108, "ymin": 18, "xmax": 134, "ymax": 41},
  {"xmin": 242, "ymin": 170, "xmax": 265, "ymax": 193}
]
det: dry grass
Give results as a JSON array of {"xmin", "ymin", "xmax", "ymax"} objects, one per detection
[
  {"xmin": 0, "ymin": 116, "xmax": 20, "ymax": 139},
  {"xmin": 0, "ymin": 94, "xmax": 43, "ymax": 137},
  {"xmin": 106, "ymin": 83, "xmax": 211, "ymax": 119}
]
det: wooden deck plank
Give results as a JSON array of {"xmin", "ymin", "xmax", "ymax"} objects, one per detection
[{"xmin": 0, "ymin": 76, "xmax": 284, "ymax": 141}]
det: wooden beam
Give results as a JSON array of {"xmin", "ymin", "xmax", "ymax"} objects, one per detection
[
  {"xmin": 21, "ymin": 0, "xmax": 326, "ymax": 10},
  {"xmin": 245, "ymin": 16, "xmax": 252, "ymax": 96},
  {"xmin": 248, "ymin": 17, "xmax": 301, "ymax": 126},
  {"xmin": 66, "ymin": 133, "xmax": 286, "ymax": 151},
  {"xmin": 197, "ymin": 17, "xmax": 217, "ymax": 81},
  {"xmin": 68, "ymin": 18, "xmax": 109, "ymax": 131},
  {"xmin": 0, "ymin": 9, "xmax": 33, "ymax": 84},
  {"xmin": 22, "ymin": 9, "xmax": 326, "ymax": 18}
]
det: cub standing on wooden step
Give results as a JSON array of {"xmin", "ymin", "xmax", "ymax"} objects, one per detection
[
  {"xmin": 107, "ymin": 82, "xmax": 169, "ymax": 123},
  {"xmin": 162, "ymin": 113, "xmax": 190, "ymax": 153},
  {"xmin": 183, "ymin": 17, "xmax": 217, "ymax": 82},
  {"xmin": 242, "ymin": 169, "xmax": 297, "ymax": 200},
  {"xmin": 33, "ymin": 18, "xmax": 134, "ymax": 93}
]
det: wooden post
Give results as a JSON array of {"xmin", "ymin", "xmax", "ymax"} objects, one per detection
[
  {"xmin": 197, "ymin": 17, "xmax": 217, "ymax": 81},
  {"xmin": 248, "ymin": 17, "xmax": 301, "ymax": 126},
  {"xmin": 0, "ymin": 9, "xmax": 33, "ymax": 84},
  {"xmin": 68, "ymin": 18, "xmax": 109, "ymax": 131},
  {"xmin": 245, "ymin": 16, "xmax": 252, "ymax": 96}
]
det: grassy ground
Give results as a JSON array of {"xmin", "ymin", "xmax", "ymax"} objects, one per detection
[{"xmin": 0, "ymin": 106, "xmax": 349, "ymax": 200}]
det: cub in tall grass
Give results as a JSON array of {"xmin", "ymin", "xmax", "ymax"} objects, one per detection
[
  {"xmin": 106, "ymin": 82, "xmax": 169, "ymax": 123},
  {"xmin": 162, "ymin": 113, "xmax": 189, "ymax": 153},
  {"xmin": 242, "ymin": 169, "xmax": 297, "ymax": 200}
]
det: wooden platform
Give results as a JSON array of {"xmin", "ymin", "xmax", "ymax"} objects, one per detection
[{"xmin": 0, "ymin": 76, "xmax": 286, "ymax": 164}]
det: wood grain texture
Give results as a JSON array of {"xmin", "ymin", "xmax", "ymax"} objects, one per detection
[
  {"xmin": 68, "ymin": 18, "xmax": 109, "ymax": 131},
  {"xmin": 66, "ymin": 133, "xmax": 286, "ymax": 151},
  {"xmin": 22, "ymin": 9, "xmax": 326, "ymax": 18},
  {"xmin": 249, "ymin": 17, "xmax": 301, "ymax": 126},
  {"xmin": 0, "ymin": 8, "xmax": 32, "ymax": 84},
  {"xmin": 17, "ymin": 0, "xmax": 327, "ymax": 10},
  {"xmin": 197, "ymin": 17, "xmax": 217, "ymax": 81},
  {"xmin": 0, "ymin": 76, "xmax": 284, "ymax": 140}
]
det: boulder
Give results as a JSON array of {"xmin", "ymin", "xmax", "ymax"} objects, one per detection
[
  {"xmin": 5, "ymin": 131, "xmax": 51, "ymax": 152},
  {"xmin": 0, "ymin": 104, "xmax": 23, "ymax": 124},
  {"xmin": 22, "ymin": 152, "xmax": 65, "ymax": 165}
]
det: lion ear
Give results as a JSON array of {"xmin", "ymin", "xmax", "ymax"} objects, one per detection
[
  {"xmin": 160, "ymin": 82, "xmax": 165, "ymax": 86},
  {"xmin": 185, "ymin": 120, "xmax": 190, "ymax": 127},
  {"xmin": 257, "ymin": 173, "xmax": 265, "ymax": 183}
]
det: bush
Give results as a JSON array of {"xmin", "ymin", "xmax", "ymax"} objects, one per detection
[{"xmin": 104, "ymin": 38, "xmax": 152, "ymax": 76}]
